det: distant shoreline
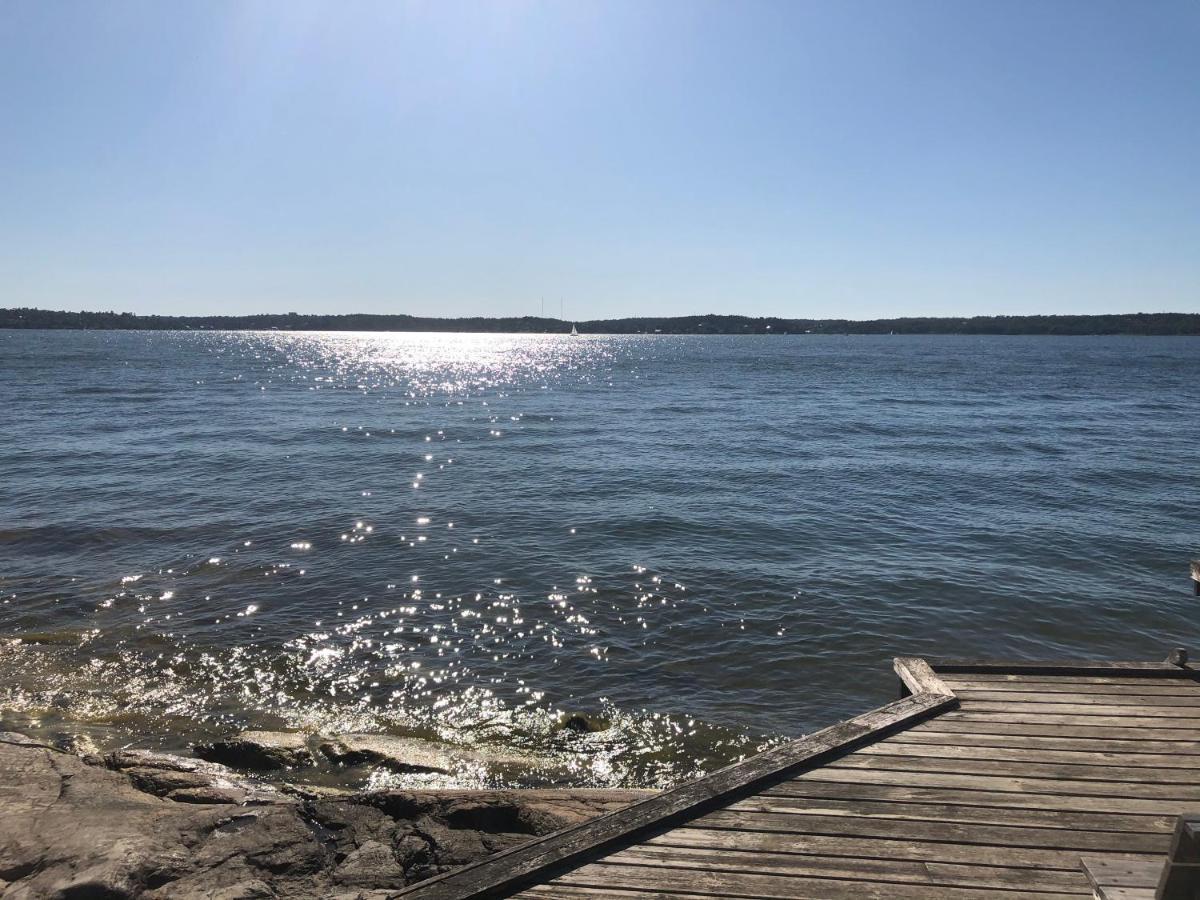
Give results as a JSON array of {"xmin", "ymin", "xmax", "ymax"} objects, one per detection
[{"xmin": 3, "ymin": 307, "xmax": 1199, "ymax": 335}]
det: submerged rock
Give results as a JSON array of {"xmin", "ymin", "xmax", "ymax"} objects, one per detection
[
  {"xmin": 556, "ymin": 712, "xmax": 608, "ymax": 734},
  {"xmin": 194, "ymin": 730, "xmax": 315, "ymax": 771},
  {"xmin": 52, "ymin": 732, "xmax": 100, "ymax": 755}
]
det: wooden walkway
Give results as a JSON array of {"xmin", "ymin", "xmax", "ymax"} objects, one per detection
[{"xmin": 398, "ymin": 656, "xmax": 1200, "ymax": 900}]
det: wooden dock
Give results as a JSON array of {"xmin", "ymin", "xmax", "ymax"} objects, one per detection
[{"xmin": 397, "ymin": 655, "xmax": 1200, "ymax": 900}]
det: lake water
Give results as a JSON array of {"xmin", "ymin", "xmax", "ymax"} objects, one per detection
[{"xmin": 1, "ymin": 330, "xmax": 1197, "ymax": 788}]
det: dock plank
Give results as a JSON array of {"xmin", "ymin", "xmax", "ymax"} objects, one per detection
[
  {"xmin": 691, "ymin": 809, "xmax": 1168, "ymax": 853},
  {"xmin": 609, "ymin": 844, "xmax": 1091, "ymax": 890},
  {"xmin": 825, "ymin": 752, "xmax": 1200, "ymax": 784},
  {"xmin": 941, "ymin": 674, "xmax": 1199, "ymax": 687},
  {"xmin": 649, "ymin": 827, "xmax": 1159, "ymax": 870},
  {"xmin": 762, "ymin": 779, "xmax": 1200, "ymax": 815},
  {"xmin": 905, "ymin": 718, "xmax": 1200, "ymax": 741},
  {"xmin": 960, "ymin": 701, "xmax": 1200, "ymax": 718},
  {"xmin": 796, "ymin": 763, "xmax": 1200, "ymax": 799},
  {"xmin": 860, "ymin": 740, "xmax": 1200, "ymax": 769},
  {"xmin": 944, "ymin": 680, "xmax": 1200, "ymax": 696},
  {"xmin": 725, "ymin": 794, "xmax": 1175, "ymax": 834},
  {"xmin": 955, "ymin": 696, "xmax": 1200, "ymax": 710},
  {"xmin": 524, "ymin": 863, "xmax": 1091, "ymax": 899},
  {"xmin": 932, "ymin": 710, "xmax": 1200, "ymax": 729},
  {"xmin": 886, "ymin": 730, "xmax": 1200, "ymax": 755},
  {"xmin": 1080, "ymin": 856, "xmax": 1163, "ymax": 900}
]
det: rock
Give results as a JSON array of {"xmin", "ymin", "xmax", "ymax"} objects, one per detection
[
  {"xmin": 556, "ymin": 713, "xmax": 607, "ymax": 734},
  {"xmin": 167, "ymin": 785, "xmax": 250, "ymax": 805},
  {"xmin": 187, "ymin": 879, "xmax": 275, "ymax": 899},
  {"xmin": 0, "ymin": 731, "xmax": 650, "ymax": 897},
  {"xmin": 194, "ymin": 730, "xmax": 315, "ymax": 771},
  {"xmin": 52, "ymin": 732, "xmax": 100, "ymax": 755},
  {"xmin": 333, "ymin": 840, "xmax": 407, "ymax": 886},
  {"xmin": 357, "ymin": 788, "xmax": 656, "ymax": 875},
  {"xmin": 318, "ymin": 733, "xmax": 555, "ymax": 775},
  {"xmin": 0, "ymin": 733, "xmax": 243, "ymax": 897},
  {"xmin": 0, "ymin": 731, "xmax": 51, "ymax": 748},
  {"xmin": 318, "ymin": 734, "xmax": 456, "ymax": 773},
  {"xmin": 103, "ymin": 747, "xmax": 278, "ymax": 804}
]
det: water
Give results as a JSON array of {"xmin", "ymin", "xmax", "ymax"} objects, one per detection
[{"xmin": 1, "ymin": 330, "xmax": 1197, "ymax": 789}]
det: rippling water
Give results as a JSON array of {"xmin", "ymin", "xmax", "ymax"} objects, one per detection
[{"xmin": 1, "ymin": 330, "xmax": 1197, "ymax": 788}]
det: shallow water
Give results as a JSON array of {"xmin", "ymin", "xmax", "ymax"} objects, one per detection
[{"xmin": 1, "ymin": 330, "xmax": 1197, "ymax": 787}]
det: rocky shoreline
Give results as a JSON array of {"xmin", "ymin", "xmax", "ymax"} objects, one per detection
[{"xmin": 0, "ymin": 730, "xmax": 651, "ymax": 899}]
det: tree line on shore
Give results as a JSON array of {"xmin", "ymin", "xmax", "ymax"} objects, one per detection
[{"xmin": 2, "ymin": 307, "xmax": 1198, "ymax": 335}]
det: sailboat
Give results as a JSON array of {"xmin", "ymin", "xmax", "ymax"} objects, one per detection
[{"xmin": 569, "ymin": 323, "xmax": 579, "ymax": 336}]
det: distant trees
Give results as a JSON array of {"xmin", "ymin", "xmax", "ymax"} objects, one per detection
[{"xmin": 1, "ymin": 307, "xmax": 1198, "ymax": 335}]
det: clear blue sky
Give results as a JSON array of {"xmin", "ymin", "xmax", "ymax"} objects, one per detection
[{"xmin": 1, "ymin": 1, "xmax": 1197, "ymax": 319}]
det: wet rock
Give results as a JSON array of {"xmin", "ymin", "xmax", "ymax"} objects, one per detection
[
  {"xmin": 282, "ymin": 783, "xmax": 359, "ymax": 801},
  {"xmin": 557, "ymin": 712, "xmax": 606, "ymax": 734},
  {"xmin": 0, "ymin": 731, "xmax": 51, "ymax": 748},
  {"xmin": 104, "ymin": 747, "xmax": 278, "ymax": 804},
  {"xmin": 52, "ymin": 732, "xmax": 100, "ymax": 755},
  {"xmin": 194, "ymin": 730, "xmax": 315, "ymax": 771},
  {"xmin": 319, "ymin": 733, "xmax": 555, "ymax": 776},
  {"xmin": 318, "ymin": 734, "xmax": 456, "ymax": 773}
]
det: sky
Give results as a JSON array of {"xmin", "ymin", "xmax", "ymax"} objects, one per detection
[{"xmin": 1, "ymin": 0, "xmax": 1197, "ymax": 320}]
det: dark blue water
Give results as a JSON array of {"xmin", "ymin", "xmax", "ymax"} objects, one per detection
[{"xmin": 1, "ymin": 330, "xmax": 1197, "ymax": 787}]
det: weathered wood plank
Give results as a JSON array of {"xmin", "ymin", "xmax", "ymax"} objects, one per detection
[
  {"xmin": 907, "ymin": 718, "xmax": 1200, "ymax": 741},
  {"xmin": 925, "ymin": 861, "xmax": 1087, "ymax": 891},
  {"xmin": 606, "ymin": 846, "xmax": 1091, "ymax": 891},
  {"xmin": 795, "ymin": 765, "xmax": 1200, "ymax": 800},
  {"xmin": 1080, "ymin": 856, "xmax": 1162, "ymax": 899},
  {"xmin": 1083, "ymin": 888, "xmax": 1156, "ymax": 900},
  {"xmin": 725, "ymin": 794, "xmax": 1174, "ymax": 834},
  {"xmin": 826, "ymin": 752, "xmax": 1200, "ymax": 784},
  {"xmin": 762, "ymin": 779, "xmax": 1198, "ymax": 815},
  {"xmin": 1081, "ymin": 856, "xmax": 1164, "ymax": 889},
  {"xmin": 393, "ymin": 690, "xmax": 954, "ymax": 899},
  {"xmin": 608, "ymin": 846, "xmax": 936, "ymax": 883},
  {"xmin": 944, "ymin": 680, "xmax": 1200, "ymax": 696},
  {"xmin": 895, "ymin": 656, "xmax": 953, "ymax": 697},
  {"xmin": 941, "ymin": 674, "xmax": 1200, "ymax": 687},
  {"xmin": 649, "ymin": 827, "xmax": 1159, "ymax": 870},
  {"xmin": 861, "ymin": 740, "xmax": 1200, "ymax": 769},
  {"xmin": 520, "ymin": 879, "xmax": 1088, "ymax": 900},
  {"xmin": 888, "ymin": 730, "xmax": 1200, "ymax": 756},
  {"xmin": 934, "ymin": 710, "xmax": 1200, "ymax": 729},
  {"xmin": 517, "ymin": 889, "xmax": 717, "ymax": 899},
  {"xmin": 690, "ymin": 810, "xmax": 1169, "ymax": 852},
  {"xmin": 928, "ymin": 660, "xmax": 1192, "ymax": 677},
  {"xmin": 544, "ymin": 862, "xmax": 1091, "ymax": 899},
  {"xmin": 956, "ymin": 690, "xmax": 1200, "ymax": 707},
  {"xmin": 961, "ymin": 701, "xmax": 1200, "ymax": 718}
]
